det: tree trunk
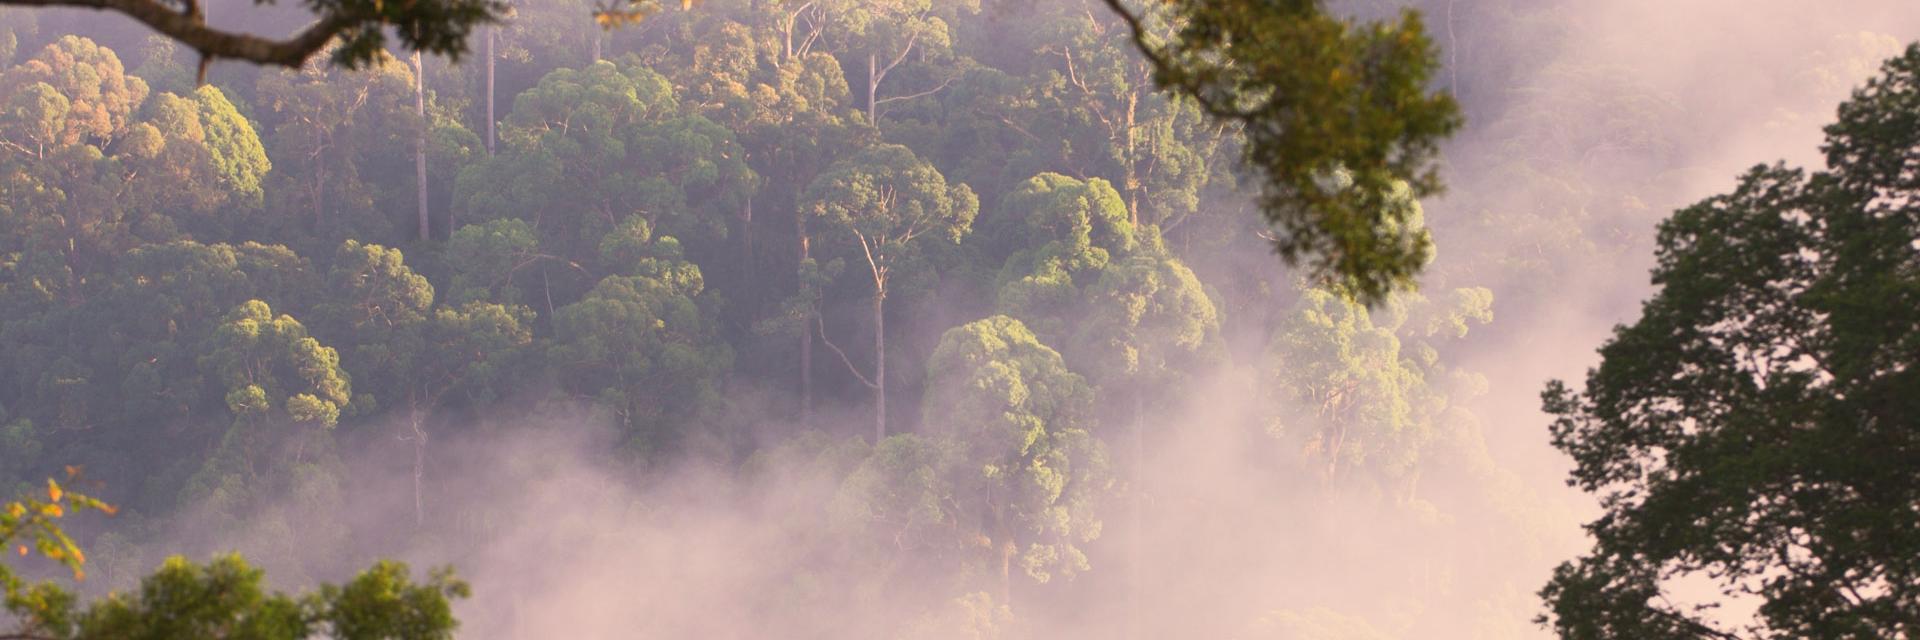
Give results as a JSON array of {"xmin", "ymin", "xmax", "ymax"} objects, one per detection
[
  {"xmin": 485, "ymin": 25, "xmax": 496, "ymax": 155},
  {"xmin": 312, "ymin": 131, "xmax": 326, "ymax": 229},
  {"xmin": 413, "ymin": 50, "xmax": 430, "ymax": 241},
  {"xmin": 999, "ymin": 539, "xmax": 1014, "ymax": 607},
  {"xmin": 867, "ymin": 53, "xmax": 878, "ymax": 124},
  {"xmin": 872, "ymin": 288, "xmax": 887, "ymax": 441},
  {"xmin": 742, "ymin": 194, "xmax": 754, "ymax": 296},
  {"xmin": 1124, "ymin": 90, "xmax": 1139, "ymax": 227},
  {"xmin": 410, "ymin": 402, "xmax": 428, "ymax": 529},
  {"xmin": 592, "ymin": 33, "xmax": 602, "ymax": 62},
  {"xmin": 798, "ymin": 217, "xmax": 813, "ymax": 426},
  {"xmin": 1130, "ymin": 392, "xmax": 1146, "ymax": 639}
]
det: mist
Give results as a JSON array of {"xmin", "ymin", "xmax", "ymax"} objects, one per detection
[{"xmin": 5, "ymin": 0, "xmax": 1918, "ymax": 638}]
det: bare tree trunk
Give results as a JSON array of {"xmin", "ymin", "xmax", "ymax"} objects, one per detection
[
  {"xmin": 1124, "ymin": 90, "xmax": 1139, "ymax": 226},
  {"xmin": 592, "ymin": 33, "xmax": 602, "ymax": 62},
  {"xmin": 798, "ymin": 217, "xmax": 813, "ymax": 426},
  {"xmin": 742, "ymin": 195, "xmax": 754, "ymax": 295},
  {"xmin": 867, "ymin": 53, "xmax": 877, "ymax": 124},
  {"xmin": 410, "ymin": 403, "xmax": 427, "ymax": 529},
  {"xmin": 872, "ymin": 288, "xmax": 886, "ymax": 441},
  {"xmin": 1130, "ymin": 392, "xmax": 1145, "ymax": 639},
  {"xmin": 999, "ymin": 539, "xmax": 1014, "ymax": 607},
  {"xmin": 413, "ymin": 50, "xmax": 430, "ymax": 241},
  {"xmin": 485, "ymin": 25, "xmax": 496, "ymax": 155}
]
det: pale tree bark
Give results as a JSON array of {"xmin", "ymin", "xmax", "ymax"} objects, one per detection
[
  {"xmin": 797, "ymin": 215, "xmax": 814, "ymax": 426},
  {"xmin": 413, "ymin": 50, "xmax": 430, "ymax": 241},
  {"xmin": 816, "ymin": 290, "xmax": 885, "ymax": 441},
  {"xmin": 742, "ymin": 195, "xmax": 754, "ymax": 297},
  {"xmin": 485, "ymin": 24, "xmax": 496, "ymax": 155},
  {"xmin": 408, "ymin": 402, "xmax": 428, "ymax": 529},
  {"xmin": 871, "ymin": 288, "xmax": 886, "ymax": 441},
  {"xmin": 1130, "ymin": 392, "xmax": 1146, "ymax": 639}
]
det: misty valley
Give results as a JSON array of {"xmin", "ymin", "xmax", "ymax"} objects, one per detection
[{"xmin": 0, "ymin": 0, "xmax": 1916, "ymax": 638}]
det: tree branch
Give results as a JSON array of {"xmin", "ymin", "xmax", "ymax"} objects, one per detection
[
  {"xmin": 873, "ymin": 72, "xmax": 959, "ymax": 113},
  {"xmin": 1, "ymin": 0, "xmax": 350, "ymax": 70},
  {"xmin": 1093, "ymin": 0, "xmax": 1252, "ymax": 120},
  {"xmin": 817, "ymin": 316, "xmax": 878, "ymax": 389}
]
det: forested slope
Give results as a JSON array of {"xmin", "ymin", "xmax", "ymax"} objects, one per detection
[{"xmin": 0, "ymin": 1, "xmax": 1913, "ymax": 637}]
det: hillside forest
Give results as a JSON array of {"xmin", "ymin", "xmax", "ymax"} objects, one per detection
[{"xmin": 0, "ymin": 0, "xmax": 1917, "ymax": 638}]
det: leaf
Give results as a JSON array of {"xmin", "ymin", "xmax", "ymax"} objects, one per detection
[{"xmin": 47, "ymin": 478, "xmax": 62, "ymax": 502}]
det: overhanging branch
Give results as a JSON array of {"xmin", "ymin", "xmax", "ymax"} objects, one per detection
[{"xmin": 1, "ymin": 0, "xmax": 351, "ymax": 72}]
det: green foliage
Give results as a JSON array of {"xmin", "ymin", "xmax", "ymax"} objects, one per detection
[
  {"xmin": 7, "ymin": 554, "xmax": 467, "ymax": 640},
  {"xmin": 444, "ymin": 218, "xmax": 540, "ymax": 306},
  {"xmin": 804, "ymin": 143, "xmax": 978, "ymax": 294},
  {"xmin": 1112, "ymin": 0, "xmax": 1461, "ymax": 303},
  {"xmin": 0, "ymin": 7, "xmax": 1491, "ymax": 634},
  {"xmin": 923, "ymin": 315, "xmax": 1110, "ymax": 586},
  {"xmin": 1068, "ymin": 246, "xmax": 1221, "ymax": 393},
  {"xmin": 0, "ymin": 36, "xmax": 149, "ymax": 148},
  {"xmin": 202, "ymin": 300, "xmax": 350, "ymax": 429},
  {"xmin": 551, "ymin": 260, "xmax": 731, "ymax": 452},
  {"xmin": 1264, "ymin": 285, "xmax": 1490, "ymax": 485},
  {"xmin": 255, "ymin": 55, "xmax": 424, "ymax": 250},
  {"xmin": 1540, "ymin": 44, "xmax": 1920, "ymax": 639},
  {"xmin": 457, "ymin": 59, "xmax": 756, "ymax": 264}
]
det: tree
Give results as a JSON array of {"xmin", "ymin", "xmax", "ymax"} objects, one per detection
[
  {"xmin": 254, "ymin": 53, "xmax": 424, "ymax": 251},
  {"xmin": 822, "ymin": 0, "xmax": 970, "ymax": 124},
  {"xmin": 314, "ymin": 240, "xmax": 532, "ymax": 526},
  {"xmin": 455, "ymin": 59, "xmax": 755, "ymax": 284},
  {"xmin": 1, "ymin": 476, "xmax": 466, "ymax": 640},
  {"xmin": 803, "ymin": 143, "xmax": 977, "ymax": 440},
  {"xmin": 985, "ymin": 173, "xmax": 1136, "ymax": 339},
  {"xmin": 8, "ymin": 554, "xmax": 468, "ymax": 640},
  {"xmin": 550, "ymin": 220, "xmax": 731, "ymax": 455},
  {"xmin": 921, "ymin": 315, "xmax": 1110, "ymax": 605},
  {"xmin": 1539, "ymin": 45, "xmax": 1920, "ymax": 639},
  {"xmin": 3, "ymin": 0, "xmax": 1464, "ymax": 299},
  {"xmin": 187, "ymin": 299, "xmax": 351, "ymax": 505},
  {"xmin": 1097, "ymin": 0, "xmax": 1461, "ymax": 303},
  {"xmin": 1263, "ymin": 284, "xmax": 1490, "ymax": 490}
]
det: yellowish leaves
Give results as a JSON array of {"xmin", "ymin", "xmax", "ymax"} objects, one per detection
[
  {"xmin": 592, "ymin": 0, "xmax": 698, "ymax": 29},
  {"xmin": 3, "ymin": 477, "xmax": 114, "ymax": 581}
]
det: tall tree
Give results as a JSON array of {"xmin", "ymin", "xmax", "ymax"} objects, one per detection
[
  {"xmin": 1539, "ymin": 45, "xmax": 1920, "ymax": 639},
  {"xmin": 254, "ymin": 53, "xmax": 423, "ymax": 251},
  {"xmin": 186, "ymin": 299, "xmax": 351, "ymax": 510},
  {"xmin": 549, "ymin": 218, "xmax": 731, "ymax": 455},
  {"xmin": 921, "ymin": 315, "xmax": 1111, "ymax": 605},
  {"xmin": 412, "ymin": 50, "xmax": 430, "ymax": 240},
  {"xmin": 803, "ymin": 143, "xmax": 976, "ymax": 440},
  {"xmin": 1264, "ymin": 284, "xmax": 1490, "ymax": 490}
]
